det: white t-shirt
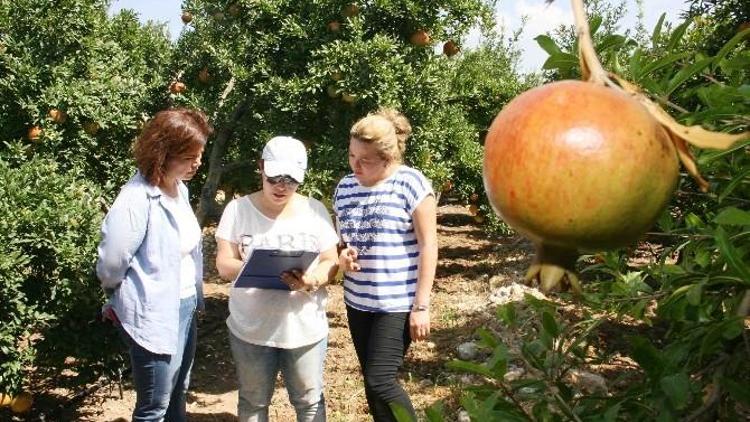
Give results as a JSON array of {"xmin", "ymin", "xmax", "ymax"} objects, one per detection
[
  {"xmin": 215, "ymin": 194, "xmax": 339, "ymax": 348},
  {"xmin": 161, "ymin": 188, "xmax": 201, "ymax": 299}
]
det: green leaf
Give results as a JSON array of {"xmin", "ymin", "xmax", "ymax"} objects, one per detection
[
  {"xmin": 486, "ymin": 346, "xmax": 508, "ymax": 378},
  {"xmin": 660, "ymin": 372, "xmax": 691, "ymax": 410},
  {"xmin": 447, "ymin": 360, "xmax": 494, "ymax": 377},
  {"xmin": 630, "ymin": 336, "xmax": 664, "ymax": 378},
  {"xmin": 390, "ymin": 402, "xmax": 416, "ymax": 422},
  {"xmin": 721, "ymin": 318, "xmax": 743, "ymax": 340},
  {"xmin": 720, "ymin": 54, "xmax": 750, "ymax": 75},
  {"xmin": 665, "ymin": 57, "xmax": 713, "ymax": 96},
  {"xmin": 666, "ymin": 20, "xmax": 691, "ymax": 51},
  {"xmin": 651, "ymin": 13, "xmax": 666, "ymax": 48},
  {"xmin": 661, "ymin": 264, "xmax": 687, "ymax": 275},
  {"xmin": 685, "ymin": 213, "xmax": 704, "ymax": 229},
  {"xmin": 496, "ymin": 303, "xmax": 516, "ymax": 326},
  {"xmin": 686, "ymin": 284, "xmax": 702, "ymax": 306},
  {"xmin": 718, "ymin": 169, "xmax": 750, "ymax": 203},
  {"xmin": 532, "ymin": 401, "xmax": 555, "ymax": 421},
  {"xmin": 698, "ymin": 140, "xmax": 750, "ymax": 165},
  {"xmin": 714, "ymin": 227, "xmax": 750, "ymax": 284},
  {"xmin": 541, "ymin": 311, "xmax": 560, "ymax": 338},
  {"xmin": 535, "ymin": 35, "xmax": 561, "ymax": 56},
  {"xmin": 597, "ymin": 34, "xmax": 627, "ymax": 52},
  {"xmin": 589, "ymin": 15, "xmax": 602, "ymax": 35},
  {"xmin": 700, "ymin": 319, "xmax": 743, "ymax": 356},
  {"xmin": 476, "ymin": 327, "xmax": 499, "ymax": 349},
  {"xmin": 424, "ymin": 401, "xmax": 445, "ymax": 422},
  {"xmin": 720, "ymin": 377, "xmax": 750, "ymax": 405},
  {"xmin": 713, "ymin": 27, "xmax": 750, "ymax": 70},
  {"xmin": 636, "ymin": 51, "xmax": 692, "ymax": 81},
  {"xmin": 714, "ymin": 207, "xmax": 750, "ymax": 226},
  {"xmin": 542, "ymin": 53, "xmax": 579, "ymax": 72},
  {"xmin": 629, "ymin": 48, "xmax": 643, "ymax": 79},
  {"xmin": 603, "ymin": 402, "xmax": 622, "ymax": 422}
]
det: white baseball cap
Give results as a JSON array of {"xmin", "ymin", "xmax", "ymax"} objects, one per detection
[{"xmin": 261, "ymin": 136, "xmax": 308, "ymax": 183}]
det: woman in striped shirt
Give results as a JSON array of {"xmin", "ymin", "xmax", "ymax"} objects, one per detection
[{"xmin": 333, "ymin": 108, "xmax": 438, "ymax": 421}]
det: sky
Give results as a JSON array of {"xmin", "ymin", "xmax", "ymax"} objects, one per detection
[{"xmin": 109, "ymin": 0, "xmax": 689, "ymax": 72}]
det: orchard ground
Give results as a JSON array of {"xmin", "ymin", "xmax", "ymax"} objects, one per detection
[{"xmin": 16, "ymin": 203, "xmax": 649, "ymax": 421}]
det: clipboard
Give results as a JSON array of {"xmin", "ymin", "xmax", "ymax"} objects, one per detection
[{"xmin": 234, "ymin": 248, "xmax": 318, "ymax": 290}]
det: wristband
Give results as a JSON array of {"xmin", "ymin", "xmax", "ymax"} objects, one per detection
[{"xmin": 412, "ymin": 304, "xmax": 429, "ymax": 312}]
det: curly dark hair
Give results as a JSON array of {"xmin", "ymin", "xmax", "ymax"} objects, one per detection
[{"xmin": 133, "ymin": 108, "xmax": 213, "ymax": 186}]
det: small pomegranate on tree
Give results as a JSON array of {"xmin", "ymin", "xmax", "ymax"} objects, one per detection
[
  {"xmin": 228, "ymin": 3, "xmax": 241, "ymax": 17},
  {"xmin": 48, "ymin": 108, "xmax": 67, "ymax": 124},
  {"xmin": 27, "ymin": 125, "xmax": 42, "ymax": 141},
  {"xmin": 410, "ymin": 30, "xmax": 431, "ymax": 47},
  {"xmin": 342, "ymin": 4, "xmax": 359, "ymax": 18},
  {"xmin": 181, "ymin": 11, "xmax": 193, "ymax": 24},
  {"xmin": 198, "ymin": 68, "xmax": 210, "ymax": 83},
  {"xmin": 169, "ymin": 81, "xmax": 186, "ymax": 94},
  {"xmin": 443, "ymin": 40, "xmax": 460, "ymax": 57},
  {"xmin": 482, "ymin": 0, "xmax": 749, "ymax": 294},
  {"xmin": 83, "ymin": 121, "xmax": 100, "ymax": 136},
  {"xmin": 327, "ymin": 20, "xmax": 341, "ymax": 33},
  {"xmin": 326, "ymin": 85, "xmax": 339, "ymax": 98},
  {"xmin": 9, "ymin": 392, "xmax": 32, "ymax": 414}
]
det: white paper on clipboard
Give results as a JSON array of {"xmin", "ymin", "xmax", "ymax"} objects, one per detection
[{"xmin": 233, "ymin": 248, "xmax": 318, "ymax": 290}]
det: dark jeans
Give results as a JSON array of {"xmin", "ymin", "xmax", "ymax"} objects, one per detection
[
  {"xmin": 119, "ymin": 295, "xmax": 198, "ymax": 422},
  {"xmin": 346, "ymin": 305, "xmax": 416, "ymax": 422}
]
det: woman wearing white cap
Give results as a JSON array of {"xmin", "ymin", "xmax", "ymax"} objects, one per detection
[{"xmin": 215, "ymin": 136, "xmax": 339, "ymax": 422}]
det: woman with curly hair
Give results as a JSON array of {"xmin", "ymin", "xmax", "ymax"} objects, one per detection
[{"xmin": 96, "ymin": 108, "xmax": 212, "ymax": 422}]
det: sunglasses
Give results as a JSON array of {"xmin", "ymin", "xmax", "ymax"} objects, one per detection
[{"xmin": 265, "ymin": 174, "xmax": 300, "ymax": 187}]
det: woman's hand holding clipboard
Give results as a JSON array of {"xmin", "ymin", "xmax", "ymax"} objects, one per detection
[{"xmin": 234, "ymin": 249, "xmax": 318, "ymax": 290}]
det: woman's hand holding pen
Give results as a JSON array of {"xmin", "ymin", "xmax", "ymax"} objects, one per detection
[{"xmin": 339, "ymin": 246, "xmax": 361, "ymax": 272}]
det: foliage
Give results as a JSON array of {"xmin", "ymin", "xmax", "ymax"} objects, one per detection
[
  {"xmin": 0, "ymin": 158, "xmax": 124, "ymax": 396},
  {"xmin": 0, "ymin": 0, "xmax": 174, "ymax": 193},
  {"xmin": 537, "ymin": 0, "xmax": 634, "ymax": 80},
  {"xmin": 441, "ymin": 5, "xmax": 750, "ymax": 421},
  {"xmin": 171, "ymin": 0, "xmax": 530, "ymax": 224},
  {"xmin": 0, "ymin": 0, "xmax": 173, "ymax": 396},
  {"xmin": 683, "ymin": 0, "xmax": 750, "ymax": 55}
]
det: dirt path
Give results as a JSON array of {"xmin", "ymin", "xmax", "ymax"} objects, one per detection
[{"xmin": 74, "ymin": 204, "xmax": 533, "ymax": 421}]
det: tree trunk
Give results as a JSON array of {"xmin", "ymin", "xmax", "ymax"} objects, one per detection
[{"xmin": 196, "ymin": 99, "xmax": 250, "ymax": 226}]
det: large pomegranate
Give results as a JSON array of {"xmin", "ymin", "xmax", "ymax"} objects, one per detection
[{"xmin": 483, "ymin": 80, "xmax": 679, "ymax": 292}]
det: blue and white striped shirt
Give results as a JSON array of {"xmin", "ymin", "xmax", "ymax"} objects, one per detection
[{"xmin": 334, "ymin": 165, "xmax": 433, "ymax": 312}]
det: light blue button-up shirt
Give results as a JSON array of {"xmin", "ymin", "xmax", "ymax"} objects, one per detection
[{"xmin": 96, "ymin": 172, "xmax": 204, "ymax": 355}]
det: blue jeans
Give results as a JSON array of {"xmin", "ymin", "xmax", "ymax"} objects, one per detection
[
  {"xmin": 120, "ymin": 295, "xmax": 197, "ymax": 422},
  {"xmin": 229, "ymin": 332, "xmax": 327, "ymax": 422}
]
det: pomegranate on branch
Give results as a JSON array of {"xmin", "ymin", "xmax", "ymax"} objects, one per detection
[{"xmin": 482, "ymin": 0, "xmax": 749, "ymax": 294}]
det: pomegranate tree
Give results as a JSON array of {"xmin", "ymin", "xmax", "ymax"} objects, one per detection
[{"xmin": 483, "ymin": 0, "xmax": 749, "ymax": 294}]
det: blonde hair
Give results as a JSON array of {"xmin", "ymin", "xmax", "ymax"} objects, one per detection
[{"xmin": 349, "ymin": 108, "xmax": 412, "ymax": 163}]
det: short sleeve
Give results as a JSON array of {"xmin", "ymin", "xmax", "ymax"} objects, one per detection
[
  {"xmin": 403, "ymin": 168, "xmax": 434, "ymax": 215},
  {"xmin": 215, "ymin": 199, "xmax": 240, "ymax": 243},
  {"xmin": 310, "ymin": 199, "xmax": 339, "ymax": 252}
]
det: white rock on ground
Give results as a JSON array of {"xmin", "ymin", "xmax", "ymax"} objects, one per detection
[
  {"xmin": 457, "ymin": 409, "xmax": 471, "ymax": 422},
  {"xmin": 457, "ymin": 341, "xmax": 478, "ymax": 360},
  {"xmin": 503, "ymin": 365, "xmax": 526, "ymax": 382},
  {"xmin": 566, "ymin": 369, "xmax": 609, "ymax": 395},
  {"xmin": 488, "ymin": 282, "xmax": 548, "ymax": 305}
]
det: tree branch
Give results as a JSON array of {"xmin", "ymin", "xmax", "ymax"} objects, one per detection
[
  {"xmin": 222, "ymin": 159, "xmax": 255, "ymax": 175},
  {"xmin": 196, "ymin": 98, "xmax": 250, "ymax": 226}
]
